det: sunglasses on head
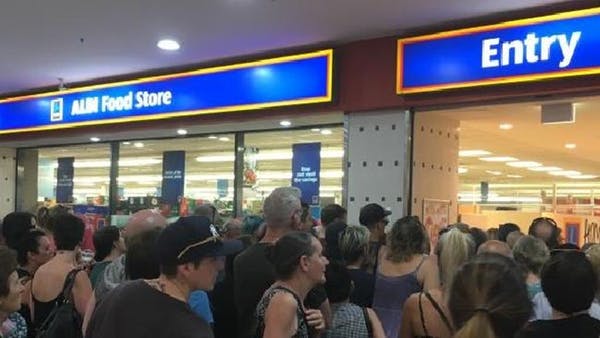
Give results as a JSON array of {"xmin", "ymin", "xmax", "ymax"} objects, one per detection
[
  {"xmin": 176, "ymin": 235, "xmax": 221, "ymax": 260},
  {"xmin": 532, "ymin": 217, "xmax": 558, "ymax": 227}
]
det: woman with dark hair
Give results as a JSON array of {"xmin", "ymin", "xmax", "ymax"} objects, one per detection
[
  {"xmin": 27, "ymin": 214, "xmax": 92, "ymax": 331},
  {"xmin": 256, "ymin": 231, "xmax": 329, "ymax": 338},
  {"xmin": 0, "ymin": 246, "xmax": 27, "ymax": 338},
  {"xmin": 1, "ymin": 213, "xmax": 36, "ymax": 251},
  {"xmin": 372, "ymin": 216, "xmax": 439, "ymax": 337},
  {"xmin": 15, "ymin": 230, "xmax": 54, "ymax": 282},
  {"xmin": 89, "ymin": 226, "xmax": 124, "ymax": 288},
  {"xmin": 449, "ymin": 254, "xmax": 531, "ymax": 338}
]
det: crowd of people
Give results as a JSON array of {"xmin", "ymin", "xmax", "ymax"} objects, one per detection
[{"xmin": 0, "ymin": 187, "xmax": 599, "ymax": 338}]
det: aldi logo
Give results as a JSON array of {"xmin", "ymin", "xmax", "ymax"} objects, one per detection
[{"xmin": 50, "ymin": 98, "xmax": 63, "ymax": 122}]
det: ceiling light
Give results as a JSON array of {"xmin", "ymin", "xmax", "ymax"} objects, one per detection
[
  {"xmin": 507, "ymin": 174, "xmax": 523, "ymax": 178},
  {"xmin": 506, "ymin": 161, "xmax": 542, "ymax": 168},
  {"xmin": 311, "ymin": 128, "xmax": 321, "ymax": 132},
  {"xmin": 123, "ymin": 142, "xmax": 131, "ymax": 145},
  {"xmin": 157, "ymin": 39, "xmax": 180, "ymax": 51},
  {"xmin": 458, "ymin": 167, "xmax": 468, "ymax": 174},
  {"xmin": 90, "ymin": 137, "xmax": 100, "ymax": 142},
  {"xmin": 565, "ymin": 143, "xmax": 576, "ymax": 149},
  {"xmin": 499, "ymin": 123, "xmax": 513, "ymax": 130},
  {"xmin": 321, "ymin": 129, "xmax": 333, "ymax": 135},
  {"xmin": 459, "ymin": 150, "xmax": 491, "ymax": 157},
  {"xmin": 485, "ymin": 170, "xmax": 502, "ymax": 176},
  {"xmin": 218, "ymin": 137, "xmax": 230, "ymax": 142},
  {"xmin": 195, "ymin": 148, "xmax": 344, "ymax": 162},
  {"xmin": 479, "ymin": 156, "xmax": 518, "ymax": 162},
  {"xmin": 134, "ymin": 142, "xmax": 144, "ymax": 148},
  {"xmin": 527, "ymin": 166, "xmax": 563, "ymax": 172},
  {"xmin": 279, "ymin": 120, "xmax": 292, "ymax": 127},
  {"xmin": 548, "ymin": 170, "xmax": 581, "ymax": 176},
  {"xmin": 567, "ymin": 174, "xmax": 598, "ymax": 179},
  {"xmin": 177, "ymin": 129, "xmax": 188, "ymax": 135},
  {"xmin": 208, "ymin": 135, "xmax": 218, "ymax": 139}
]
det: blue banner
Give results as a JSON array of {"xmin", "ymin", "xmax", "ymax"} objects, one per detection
[
  {"xmin": 217, "ymin": 179, "xmax": 229, "ymax": 198},
  {"xmin": 56, "ymin": 157, "xmax": 74, "ymax": 203},
  {"xmin": 0, "ymin": 50, "xmax": 333, "ymax": 134},
  {"xmin": 397, "ymin": 8, "xmax": 600, "ymax": 93},
  {"xmin": 161, "ymin": 151, "xmax": 186, "ymax": 205},
  {"xmin": 292, "ymin": 143, "xmax": 321, "ymax": 205}
]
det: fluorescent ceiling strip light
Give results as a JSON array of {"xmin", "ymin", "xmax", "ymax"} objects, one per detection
[
  {"xmin": 459, "ymin": 150, "xmax": 491, "ymax": 157},
  {"xmin": 479, "ymin": 156, "xmax": 518, "ymax": 162},
  {"xmin": 566, "ymin": 174, "xmax": 599, "ymax": 179},
  {"xmin": 195, "ymin": 149, "xmax": 344, "ymax": 162},
  {"xmin": 506, "ymin": 161, "xmax": 542, "ymax": 168},
  {"xmin": 548, "ymin": 170, "xmax": 581, "ymax": 176},
  {"xmin": 458, "ymin": 167, "xmax": 468, "ymax": 174},
  {"xmin": 527, "ymin": 166, "xmax": 563, "ymax": 172}
]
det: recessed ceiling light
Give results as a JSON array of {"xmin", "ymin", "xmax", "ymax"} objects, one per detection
[
  {"xmin": 279, "ymin": 120, "xmax": 292, "ymax": 127},
  {"xmin": 507, "ymin": 174, "xmax": 523, "ymax": 178},
  {"xmin": 321, "ymin": 129, "xmax": 333, "ymax": 135},
  {"xmin": 506, "ymin": 161, "xmax": 542, "ymax": 168},
  {"xmin": 565, "ymin": 143, "xmax": 576, "ymax": 149},
  {"xmin": 157, "ymin": 39, "xmax": 180, "ymax": 51},
  {"xmin": 177, "ymin": 129, "xmax": 188, "ymax": 135},
  {"xmin": 485, "ymin": 170, "xmax": 502, "ymax": 176},
  {"xmin": 458, "ymin": 167, "xmax": 468, "ymax": 174},
  {"xmin": 218, "ymin": 137, "xmax": 230, "ymax": 142},
  {"xmin": 208, "ymin": 135, "xmax": 218, "ymax": 139},
  {"xmin": 134, "ymin": 142, "xmax": 144, "ymax": 148},
  {"xmin": 90, "ymin": 137, "xmax": 100, "ymax": 142},
  {"xmin": 528, "ymin": 166, "xmax": 563, "ymax": 172},
  {"xmin": 123, "ymin": 142, "xmax": 131, "ymax": 145},
  {"xmin": 459, "ymin": 150, "xmax": 491, "ymax": 157},
  {"xmin": 311, "ymin": 128, "xmax": 321, "ymax": 132},
  {"xmin": 499, "ymin": 123, "xmax": 513, "ymax": 130},
  {"xmin": 567, "ymin": 174, "xmax": 598, "ymax": 179},
  {"xmin": 548, "ymin": 170, "xmax": 581, "ymax": 176},
  {"xmin": 479, "ymin": 156, "xmax": 518, "ymax": 162}
]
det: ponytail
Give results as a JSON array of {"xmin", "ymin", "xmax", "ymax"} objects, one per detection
[{"xmin": 453, "ymin": 312, "xmax": 496, "ymax": 338}]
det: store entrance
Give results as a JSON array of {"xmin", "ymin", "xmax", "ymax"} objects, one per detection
[{"xmin": 413, "ymin": 96, "xmax": 600, "ymax": 246}]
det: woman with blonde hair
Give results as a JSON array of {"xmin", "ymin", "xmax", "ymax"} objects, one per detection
[
  {"xmin": 338, "ymin": 225, "xmax": 374, "ymax": 307},
  {"xmin": 449, "ymin": 254, "xmax": 531, "ymax": 338},
  {"xmin": 401, "ymin": 228, "xmax": 474, "ymax": 338},
  {"xmin": 372, "ymin": 216, "xmax": 439, "ymax": 337}
]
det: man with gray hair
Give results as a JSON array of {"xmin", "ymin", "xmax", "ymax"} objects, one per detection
[{"xmin": 234, "ymin": 187, "xmax": 323, "ymax": 338}]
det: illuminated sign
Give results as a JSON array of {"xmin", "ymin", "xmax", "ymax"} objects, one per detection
[
  {"xmin": 0, "ymin": 49, "xmax": 333, "ymax": 134},
  {"xmin": 397, "ymin": 8, "xmax": 600, "ymax": 93}
]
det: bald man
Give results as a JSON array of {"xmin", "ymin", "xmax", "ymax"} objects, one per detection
[{"xmin": 477, "ymin": 240, "xmax": 513, "ymax": 258}]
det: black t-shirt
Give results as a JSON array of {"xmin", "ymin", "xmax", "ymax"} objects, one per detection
[
  {"xmin": 347, "ymin": 268, "xmax": 375, "ymax": 307},
  {"xmin": 516, "ymin": 314, "xmax": 600, "ymax": 338},
  {"xmin": 85, "ymin": 280, "xmax": 213, "ymax": 338}
]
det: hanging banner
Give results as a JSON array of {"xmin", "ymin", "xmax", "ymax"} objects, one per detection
[
  {"xmin": 56, "ymin": 157, "xmax": 74, "ymax": 203},
  {"xmin": 291, "ymin": 143, "xmax": 321, "ymax": 205},
  {"xmin": 0, "ymin": 50, "xmax": 333, "ymax": 134},
  {"xmin": 397, "ymin": 8, "xmax": 600, "ymax": 93},
  {"xmin": 161, "ymin": 151, "xmax": 186, "ymax": 206}
]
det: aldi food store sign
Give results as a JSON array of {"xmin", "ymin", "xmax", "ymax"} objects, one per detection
[
  {"xmin": 397, "ymin": 8, "xmax": 600, "ymax": 94},
  {"xmin": 0, "ymin": 49, "xmax": 333, "ymax": 134}
]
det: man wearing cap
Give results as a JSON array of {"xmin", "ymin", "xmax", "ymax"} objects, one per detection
[
  {"xmin": 359, "ymin": 203, "xmax": 391, "ymax": 274},
  {"xmin": 85, "ymin": 216, "xmax": 242, "ymax": 338}
]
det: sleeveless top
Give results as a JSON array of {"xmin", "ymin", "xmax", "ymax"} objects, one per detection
[
  {"xmin": 327, "ymin": 302, "xmax": 370, "ymax": 338},
  {"xmin": 31, "ymin": 269, "xmax": 78, "ymax": 330},
  {"xmin": 255, "ymin": 285, "xmax": 309, "ymax": 338},
  {"xmin": 372, "ymin": 256, "xmax": 426, "ymax": 338},
  {"xmin": 415, "ymin": 292, "xmax": 453, "ymax": 338}
]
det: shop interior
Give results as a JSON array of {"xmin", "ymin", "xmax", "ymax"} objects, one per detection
[{"xmin": 423, "ymin": 95, "xmax": 600, "ymax": 244}]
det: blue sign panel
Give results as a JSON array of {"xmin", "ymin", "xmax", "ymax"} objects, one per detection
[
  {"xmin": 397, "ymin": 8, "xmax": 600, "ymax": 93},
  {"xmin": 0, "ymin": 50, "xmax": 333, "ymax": 134},
  {"xmin": 161, "ymin": 151, "xmax": 186, "ymax": 205},
  {"xmin": 292, "ymin": 143, "xmax": 321, "ymax": 205},
  {"xmin": 56, "ymin": 157, "xmax": 74, "ymax": 203}
]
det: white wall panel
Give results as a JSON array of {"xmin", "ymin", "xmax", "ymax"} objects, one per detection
[{"xmin": 0, "ymin": 148, "xmax": 16, "ymax": 218}]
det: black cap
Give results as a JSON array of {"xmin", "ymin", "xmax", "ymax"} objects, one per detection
[
  {"xmin": 157, "ymin": 216, "xmax": 242, "ymax": 266},
  {"xmin": 359, "ymin": 203, "xmax": 391, "ymax": 227}
]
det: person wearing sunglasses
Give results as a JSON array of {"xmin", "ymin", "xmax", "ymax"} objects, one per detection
[{"xmin": 85, "ymin": 216, "xmax": 242, "ymax": 338}]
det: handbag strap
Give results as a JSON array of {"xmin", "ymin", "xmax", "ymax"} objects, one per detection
[
  {"xmin": 424, "ymin": 292, "xmax": 453, "ymax": 333},
  {"xmin": 31, "ymin": 268, "xmax": 81, "ymax": 323},
  {"xmin": 362, "ymin": 307, "xmax": 373, "ymax": 338}
]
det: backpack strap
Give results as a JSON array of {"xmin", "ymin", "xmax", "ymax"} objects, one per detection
[
  {"xmin": 424, "ymin": 292, "xmax": 453, "ymax": 333},
  {"xmin": 362, "ymin": 307, "xmax": 373, "ymax": 338},
  {"xmin": 418, "ymin": 292, "xmax": 429, "ymax": 337}
]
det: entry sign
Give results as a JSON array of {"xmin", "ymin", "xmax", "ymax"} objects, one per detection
[
  {"xmin": 0, "ymin": 50, "xmax": 333, "ymax": 134},
  {"xmin": 292, "ymin": 143, "xmax": 321, "ymax": 205},
  {"xmin": 397, "ymin": 8, "xmax": 600, "ymax": 93}
]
